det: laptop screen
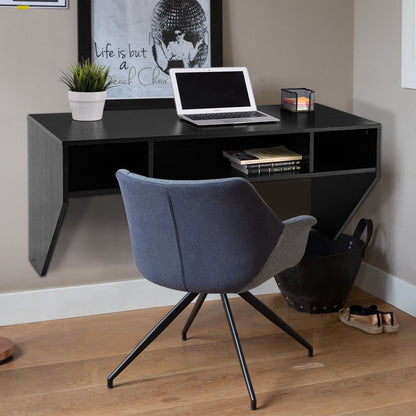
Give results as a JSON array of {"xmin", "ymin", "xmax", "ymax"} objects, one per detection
[{"xmin": 175, "ymin": 71, "xmax": 251, "ymax": 110}]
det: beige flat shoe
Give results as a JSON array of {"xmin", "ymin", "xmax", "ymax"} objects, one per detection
[
  {"xmin": 339, "ymin": 306, "xmax": 383, "ymax": 335},
  {"xmin": 359, "ymin": 305, "xmax": 400, "ymax": 334},
  {"xmin": 381, "ymin": 311, "xmax": 399, "ymax": 333}
]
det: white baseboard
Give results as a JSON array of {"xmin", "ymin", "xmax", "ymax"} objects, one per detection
[
  {"xmin": 0, "ymin": 278, "xmax": 279, "ymax": 326},
  {"xmin": 4, "ymin": 263, "xmax": 415, "ymax": 326},
  {"xmin": 356, "ymin": 262, "xmax": 416, "ymax": 318}
]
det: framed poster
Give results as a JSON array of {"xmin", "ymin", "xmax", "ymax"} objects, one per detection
[{"xmin": 78, "ymin": 0, "xmax": 223, "ymax": 109}]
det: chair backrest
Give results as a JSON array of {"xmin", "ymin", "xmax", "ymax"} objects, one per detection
[{"xmin": 116, "ymin": 170, "xmax": 284, "ymax": 293}]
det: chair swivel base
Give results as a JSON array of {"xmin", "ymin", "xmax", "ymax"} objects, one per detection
[{"xmin": 107, "ymin": 291, "xmax": 313, "ymax": 411}]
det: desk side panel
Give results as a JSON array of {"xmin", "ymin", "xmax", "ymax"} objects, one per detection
[
  {"xmin": 311, "ymin": 172, "xmax": 377, "ymax": 238},
  {"xmin": 28, "ymin": 118, "xmax": 66, "ymax": 276}
]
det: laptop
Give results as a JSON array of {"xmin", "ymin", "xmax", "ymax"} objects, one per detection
[{"xmin": 170, "ymin": 67, "xmax": 280, "ymax": 126}]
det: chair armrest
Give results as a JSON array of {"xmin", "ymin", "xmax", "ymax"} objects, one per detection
[
  {"xmin": 279, "ymin": 215, "xmax": 317, "ymax": 268},
  {"xmin": 240, "ymin": 215, "xmax": 316, "ymax": 291}
]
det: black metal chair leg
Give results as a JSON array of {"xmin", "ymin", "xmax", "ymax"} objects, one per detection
[
  {"xmin": 221, "ymin": 294, "xmax": 257, "ymax": 411},
  {"xmin": 107, "ymin": 292, "xmax": 198, "ymax": 388},
  {"xmin": 239, "ymin": 291, "xmax": 313, "ymax": 357},
  {"xmin": 182, "ymin": 293, "xmax": 207, "ymax": 340}
]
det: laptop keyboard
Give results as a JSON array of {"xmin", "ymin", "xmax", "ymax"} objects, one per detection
[{"xmin": 187, "ymin": 111, "xmax": 267, "ymax": 121}]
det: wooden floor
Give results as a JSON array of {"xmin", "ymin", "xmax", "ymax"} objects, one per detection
[{"xmin": 1, "ymin": 287, "xmax": 416, "ymax": 415}]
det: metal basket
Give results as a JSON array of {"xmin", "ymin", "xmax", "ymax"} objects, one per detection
[{"xmin": 275, "ymin": 218, "xmax": 373, "ymax": 313}]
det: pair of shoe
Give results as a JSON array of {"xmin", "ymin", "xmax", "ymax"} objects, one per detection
[{"xmin": 339, "ymin": 304, "xmax": 399, "ymax": 334}]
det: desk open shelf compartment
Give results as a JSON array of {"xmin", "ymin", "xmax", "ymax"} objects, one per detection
[
  {"xmin": 313, "ymin": 129, "xmax": 378, "ymax": 173},
  {"xmin": 67, "ymin": 141, "xmax": 149, "ymax": 195},
  {"xmin": 153, "ymin": 133, "xmax": 311, "ymax": 181}
]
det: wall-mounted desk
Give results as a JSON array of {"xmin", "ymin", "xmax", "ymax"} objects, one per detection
[{"xmin": 28, "ymin": 104, "xmax": 381, "ymax": 276}]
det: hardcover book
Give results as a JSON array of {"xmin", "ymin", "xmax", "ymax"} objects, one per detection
[
  {"xmin": 223, "ymin": 145, "xmax": 302, "ymax": 165},
  {"xmin": 231, "ymin": 162, "xmax": 301, "ymax": 175}
]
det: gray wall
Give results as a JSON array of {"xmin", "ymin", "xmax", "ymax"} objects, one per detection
[
  {"xmin": 353, "ymin": 0, "xmax": 416, "ymax": 288},
  {"xmin": 0, "ymin": 1, "xmax": 354, "ymax": 293}
]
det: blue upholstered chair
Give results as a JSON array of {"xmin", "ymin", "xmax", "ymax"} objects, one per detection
[{"xmin": 108, "ymin": 170, "xmax": 317, "ymax": 410}]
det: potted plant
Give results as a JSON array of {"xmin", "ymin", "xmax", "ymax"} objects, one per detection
[{"xmin": 60, "ymin": 59, "xmax": 113, "ymax": 121}]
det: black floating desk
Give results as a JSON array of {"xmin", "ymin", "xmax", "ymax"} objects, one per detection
[{"xmin": 28, "ymin": 104, "xmax": 381, "ymax": 276}]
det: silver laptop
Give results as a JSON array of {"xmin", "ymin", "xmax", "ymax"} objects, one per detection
[{"xmin": 170, "ymin": 67, "xmax": 280, "ymax": 126}]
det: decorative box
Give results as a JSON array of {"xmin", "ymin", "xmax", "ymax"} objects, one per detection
[{"xmin": 281, "ymin": 88, "xmax": 315, "ymax": 112}]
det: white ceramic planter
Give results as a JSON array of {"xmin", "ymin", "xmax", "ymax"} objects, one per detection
[{"xmin": 68, "ymin": 90, "xmax": 106, "ymax": 121}]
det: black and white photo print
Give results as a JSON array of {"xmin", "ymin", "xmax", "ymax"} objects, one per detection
[
  {"xmin": 91, "ymin": 0, "xmax": 211, "ymax": 100},
  {"xmin": 151, "ymin": 0, "xmax": 209, "ymax": 73}
]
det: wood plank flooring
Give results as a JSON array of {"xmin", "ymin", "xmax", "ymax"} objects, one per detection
[{"xmin": 1, "ymin": 287, "xmax": 415, "ymax": 415}]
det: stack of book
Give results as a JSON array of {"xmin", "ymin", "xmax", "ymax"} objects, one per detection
[{"xmin": 223, "ymin": 145, "xmax": 303, "ymax": 176}]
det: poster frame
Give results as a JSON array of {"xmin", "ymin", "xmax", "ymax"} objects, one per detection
[{"xmin": 78, "ymin": 0, "xmax": 223, "ymax": 109}]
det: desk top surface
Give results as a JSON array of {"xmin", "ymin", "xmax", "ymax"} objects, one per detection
[{"xmin": 29, "ymin": 103, "xmax": 380, "ymax": 145}]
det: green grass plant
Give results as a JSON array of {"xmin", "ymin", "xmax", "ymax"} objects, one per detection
[{"xmin": 61, "ymin": 59, "xmax": 113, "ymax": 92}]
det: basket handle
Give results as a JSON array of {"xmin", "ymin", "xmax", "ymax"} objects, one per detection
[{"xmin": 353, "ymin": 218, "xmax": 373, "ymax": 256}]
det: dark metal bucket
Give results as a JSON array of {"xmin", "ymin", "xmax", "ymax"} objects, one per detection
[{"xmin": 275, "ymin": 218, "xmax": 373, "ymax": 314}]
